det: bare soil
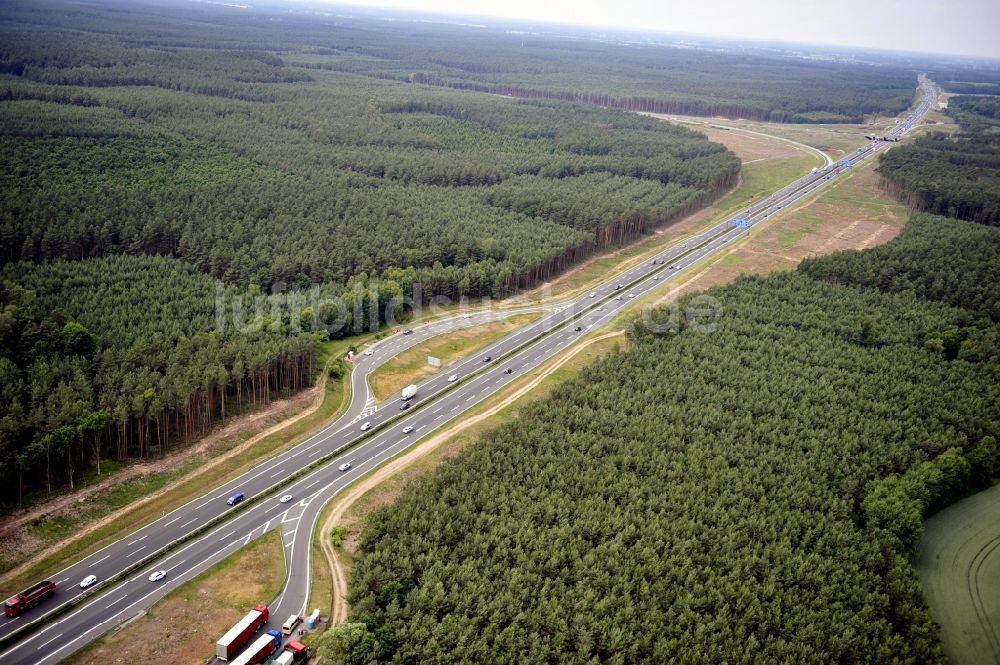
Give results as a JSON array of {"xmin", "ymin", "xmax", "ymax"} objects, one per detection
[
  {"xmin": 0, "ymin": 378, "xmax": 324, "ymax": 587},
  {"xmin": 69, "ymin": 530, "xmax": 285, "ymax": 665},
  {"xmin": 655, "ymin": 159, "xmax": 906, "ymax": 302}
]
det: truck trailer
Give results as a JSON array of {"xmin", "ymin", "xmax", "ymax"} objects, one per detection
[
  {"xmin": 229, "ymin": 630, "xmax": 281, "ymax": 665},
  {"xmin": 217, "ymin": 604, "xmax": 270, "ymax": 660},
  {"xmin": 4, "ymin": 580, "xmax": 56, "ymax": 617},
  {"xmin": 267, "ymin": 641, "xmax": 311, "ymax": 665},
  {"xmin": 401, "ymin": 384, "xmax": 417, "ymax": 400}
]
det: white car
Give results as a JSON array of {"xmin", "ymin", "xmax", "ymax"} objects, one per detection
[
  {"xmin": 589, "ymin": 292, "xmax": 596, "ymax": 298},
  {"xmin": 339, "ymin": 463, "xmax": 351, "ymax": 472},
  {"xmin": 148, "ymin": 570, "xmax": 167, "ymax": 582},
  {"xmin": 462, "ymin": 313, "xmax": 473, "ymax": 319},
  {"xmin": 79, "ymin": 574, "xmax": 97, "ymax": 588},
  {"xmin": 628, "ymin": 293, "xmax": 636, "ymax": 299},
  {"xmin": 279, "ymin": 494, "xmax": 293, "ymax": 503},
  {"xmin": 360, "ymin": 422, "xmax": 371, "ymax": 431},
  {"xmin": 447, "ymin": 374, "xmax": 458, "ymax": 382},
  {"xmin": 402, "ymin": 425, "xmax": 414, "ymax": 434},
  {"xmin": 363, "ymin": 349, "xmax": 374, "ymax": 356},
  {"xmin": 654, "ymin": 276, "xmax": 660, "ymax": 280}
]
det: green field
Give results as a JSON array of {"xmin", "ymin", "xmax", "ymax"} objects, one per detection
[{"xmin": 915, "ymin": 484, "xmax": 1000, "ymax": 665}]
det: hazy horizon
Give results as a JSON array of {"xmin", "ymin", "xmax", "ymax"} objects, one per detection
[{"xmin": 311, "ymin": 0, "xmax": 1000, "ymax": 60}]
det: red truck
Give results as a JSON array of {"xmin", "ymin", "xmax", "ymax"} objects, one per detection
[
  {"xmin": 230, "ymin": 630, "xmax": 281, "ymax": 665},
  {"xmin": 4, "ymin": 580, "xmax": 56, "ymax": 617},
  {"xmin": 268, "ymin": 641, "xmax": 311, "ymax": 665},
  {"xmin": 216, "ymin": 604, "xmax": 269, "ymax": 660}
]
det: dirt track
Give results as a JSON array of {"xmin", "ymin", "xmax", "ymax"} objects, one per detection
[{"xmin": 317, "ymin": 331, "xmax": 626, "ymax": 626}]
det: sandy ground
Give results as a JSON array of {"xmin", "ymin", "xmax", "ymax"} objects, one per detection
[
  {"xmin": 0, "ymin": 375, "xmax": 326, "ymax": 588},
  {"xmin": 69, "ymin": 530, "xmax": 285, "ymax": 665},
  {"xmin": 654, "ymin": 159, "xmax": 906, "ymax": 303}
]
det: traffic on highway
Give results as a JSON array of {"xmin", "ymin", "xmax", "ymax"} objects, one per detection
[{"xmin": 0, "ymin": 76, "xmax": 937, "ymax": 665}]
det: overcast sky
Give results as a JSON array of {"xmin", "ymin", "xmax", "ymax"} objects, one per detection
[{"xmin": 329, "ymin": 0, "xmax": 1000, "ymax": 59}]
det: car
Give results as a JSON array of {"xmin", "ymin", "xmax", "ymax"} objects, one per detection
[
  {"xmin": 400, "ymin": 402, "xmax": 411, "ymax": 411},
  {"xmin": 654, "ymin": 276, "xmax": 660, "ymax": 280},
  {"xmin": 227, "ymin": 492, "xmax": 244, "ymax": 506},
  {"xmin": 448, "ymin": 374, "xmax": 458, "ymax": 382},
  {"xmin": 615, "ymin": 284, "xmax": 622, "ymax": 290},
  {"xmin": 282, "ymin": 614, "xmax": 303, "ymax": 636},
  {"xmin": 339, "ymin": 462, "xmax": 351, "ymax": 472},
  {"xmin": 574, "ymin": 326, "xmax": 583, "ymax": 332},
  {"xmin": 402, "ymin": 329, "xmax": 413, "ymax": 335},
  {"xmin": 615, "ymin": 295, "xmax": 623, "ymax": 301},
  {"xmin": 402, "ymin": 425, "xmax": 415, "ymax": 433},
  {"xmin": 628, "ymin": 293, "xmax": 636, "ymax": 299},
  {"xmin": 462, "ymin": 313, "xmax": 473, "ymax": 319},
  {"xmin": 681, "ymin": 243, "xmax": 688, "ymax": 248},
  {"xmin": 670, "ymin": 265, "xmax": 677, "ymax": 270},
  {"xmin": 589, "ymin": 292, "xmax": 596, "ymax": 298},
  {"xmin": 651, "ymin": 260, "xmax": 657, "ymax": 265},
  {"xmin": 360, "ymin": 421, "xmax": 371, "ymax": 431},
  {"xmin": 363, "ymin": 349, "xmax": 374, "ymax": 356},
  {"xmin": 279, "ymin": 494, "xmax": 293, "ymax": 503},
  {"xmin": 79, "ymin": 574, "xmax": 98, "ymax": 588},
  {"xmin": 483, "ymin": 356, "xmax": 492, "ymax": 363},
  {"xmin": 148, "ymin": 570, "xmax": 167, "ymax": 582},
  {"xmin": 503, "ymin": 368, "xmax": 513, "ymax": 374}
]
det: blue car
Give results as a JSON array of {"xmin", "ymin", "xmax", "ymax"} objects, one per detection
[{"xmin": 227, "ymin": 492, "xmax": 245, "ymax": 506}]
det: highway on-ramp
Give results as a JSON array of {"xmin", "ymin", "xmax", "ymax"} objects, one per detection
[{"xmin": 0, "ymin": 77, "xmax": 937, "ymax": 665}]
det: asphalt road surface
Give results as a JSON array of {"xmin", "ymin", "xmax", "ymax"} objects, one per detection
[{"xmin": 0, "ymin": 77, "xmax": 937, "ymax": 665}]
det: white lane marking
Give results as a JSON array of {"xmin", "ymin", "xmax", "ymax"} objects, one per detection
[
  {"xmin": 308, "ymin": 448, "xmax": 322, "ymax": 458},
  {"xmin": 125, "ymin": 535, "xmax": 147, "ymax": 546},
  {"xmin": 434, "ymin": 414, "xmax": 443, "ymax": 421},
  {"xmin": 218, "ymin": 530, "xmax": 236, "ymax": 541},
  {"xmin": 36, "ymin": 633, "xmax": 62, "ymax": 650},
  {"xmin": 304, "ymin": 479, "xmax": 321, "ymax": 490},
  {"xmin": 195, "ymin": 498, "xmax": 214, "ymax": 509},
  {"xmin": 270, "ymin": 469, "xmax": 284, "ymax": 479},
  {"xmin": 166, "ymin": 559, "xmax": 187, "ymax": 573},
  {"xmin": 57, "ymin": 578, "xmax": 69, "ymax": 585},
  {"xmin": 126, "ymin": 546, "xmax": 146, "ymax": 557},
  {"xmin": 105, "ymin": 596, "xmax": 127, "ymax": 609},
  {"xmin": 93, "ymin": 554, "xmax": 110, "ymax": 565},
  {"xmin": 164, "ymin": 515, "xmax": 182, "ymax": 526},
  {"xmin": 179, "ymin": 518, "xmax": 197, "ymax": 529}
]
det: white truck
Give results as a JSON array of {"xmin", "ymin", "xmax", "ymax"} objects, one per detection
[{"xmin": 401, "ymin": 384, "xmax": 417, "ymax": 401}]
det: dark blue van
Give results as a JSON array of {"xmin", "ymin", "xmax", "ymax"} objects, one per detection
[{"xmin": 227, "ymin": 492, "xmax": 245, "ymax": 506}]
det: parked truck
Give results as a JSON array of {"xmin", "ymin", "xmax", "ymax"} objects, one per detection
[
  {"xmin": 217, "ymin": 604, "xmax": 269, "ymax": 660},
  {"xmin": 4, "ymin": 580, "xmax": 56, "ymax": 617},
  {"xmin": 229, "ymin": 630, "xmax": 281, "ymax": 665},
  {"xmin": 267, "ymin": 641, "xmax": 311, "ymax": 665},
  {"xmin": 401, "ymin": 384, "xmax": 417, "ymax": 401}
]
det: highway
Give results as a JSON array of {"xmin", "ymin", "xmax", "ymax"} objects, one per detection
[{"xmin": 0, "ymin": 76, "xmax": 937, "ymax": 665}]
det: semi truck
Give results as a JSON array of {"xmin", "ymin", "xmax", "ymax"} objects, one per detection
[
  {"xmin": 267, "ymin": 641, "xmax": 311, "ymax": 665},
  {"xmin": 217, "ymin": 604, "xmax": 270, "ymax": 660},
  {"xmin": 401, "ymin": 384, "xmax": 417, "ymax": 400},
  {"xmin": 229, "ymin": 630, "xmax": 281, "ymax": 665},
  {"xmin": 4, "ymin": 580, "xmax": 56, "ymax": 617}
]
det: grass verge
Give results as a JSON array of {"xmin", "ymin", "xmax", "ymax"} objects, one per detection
[
  {"xmin": 368, "ymin": 313, "xmax": 540, "ymax": 401},
  {"xmin": 307, "ymin": 331, "xmax": 629, "ymax": 636},
  {"xmin": 0, "ymin": 336, "xmax": 354, "ymax": 596},
  {"xmin": 68, "ymin": 529, "xmax": 285, "ymax": 665}
]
